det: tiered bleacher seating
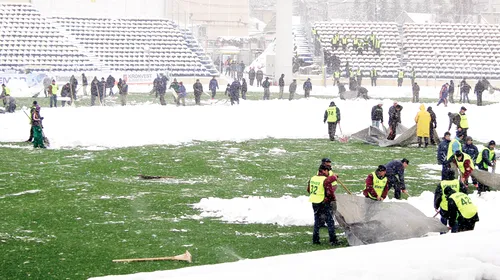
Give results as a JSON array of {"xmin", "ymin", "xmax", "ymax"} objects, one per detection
[
  {"xmin": 52, "ymin": 17, "xmax": 213, "ymax": 76},
  {"xmin": 403, "ymin": 23, "xmax": 500, "ymax": 79},
  {"xmin": 293, "ymin": 25, "xmax": 314, "ymax": 65},
  {"xmin": 313, "ymin": 21, "xmax": 401, "ymax": 77},
  {"xmin": 0, "ymin": 3, "xmax": 97, "ymax": 72},
  {"xmin": 180, "ymin": 28, "xmax": 219, "ymax": 76}
]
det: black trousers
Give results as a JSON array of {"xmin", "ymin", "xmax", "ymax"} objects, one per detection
[
  {"xmin": 328, "ymin": 122, "xmax": 337, "ymax": 141},
  {"xmin": 477, "ymin": 166, "xmax": 491, "ymax": 193},
  {"xmin": 458, "ymin": 214, "xmax": 478, "ymax": 232},
  {"xmin": 312, "ymin": 202, "xmax": 336, "ymax": 244},
  {"xmin": 387, "ymin": 174, "xmax": 402, "ymax": 199}
]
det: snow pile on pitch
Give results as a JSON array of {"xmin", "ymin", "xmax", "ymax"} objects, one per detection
[
  {"xmin": 192, "ymin": 191, "xmax": 499, "ymax": 232},
  {"xmin": 1, "ymin": 94, "xmax": 499, "ymax": 149},
  {"xmin": 94, "ymin": 231, "xmax": 500, "ymax": 280},
  {"xmin": 92, "ymin": 191, "xmax": 500, "ymax": 280},
  {"xmin": 193, "ymin": 196, "xmax": 311, "ymax": 226}
]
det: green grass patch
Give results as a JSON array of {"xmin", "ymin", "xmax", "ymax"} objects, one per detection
[{"xmin": 0, "ymin": 139, "xmax": 439, "ymax": 279}]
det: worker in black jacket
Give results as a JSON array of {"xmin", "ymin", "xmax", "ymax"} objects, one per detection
[
  {"xmin": 371, "ymin": 103, "xmax": 383, "ymax": 128},
  {"xmin": 434, "ymin": 169, "xmax": 468, "ymax": 233}
]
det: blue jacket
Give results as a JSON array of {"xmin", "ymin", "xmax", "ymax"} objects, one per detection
[
  {"xmin": 303, "ymin": 81, "xmax": 312, "ymax": 90},
  {"xmin": 209, "ymin": 79, "xmax": 219, "ymax": 90},
  {"xmin": 450, "ymin": 137, "xmax": 461, "ymax": 154},
  {"xmin": 385, "ymin": 160, "xmax": 405, "ymax": 185},
  {"xmin": 178, "ymin": 85, "xmax": 187, "ymax": 97},
  {"xmin": 463, "ymin": 143, "xmax": 479, "ymax": 161},
  {"xmin": 437, "ymin": 139, "xmax": 450, "ymax": 165},
  {"xmin": 230, "ymin": 81, "xmax": 241, "ymax": 95}
]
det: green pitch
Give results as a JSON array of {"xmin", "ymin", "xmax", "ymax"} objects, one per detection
[{"xmin": 0, "ymin": 139, "xmax": 439, "ymax": 279}]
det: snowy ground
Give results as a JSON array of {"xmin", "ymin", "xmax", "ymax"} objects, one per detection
[
  {"xmin": 2, "ymin": 85, "xmax": 500, "ymax": 279},
  {"xmin": 1, "ymin": 86, "xmax": 499, "ymax": 149},
  {"xmin": 92, "ymin": 191, "xmax": 500, "ymax": 280}
]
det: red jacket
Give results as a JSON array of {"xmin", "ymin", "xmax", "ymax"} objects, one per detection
[
  {"xmin": 307, "ymin": 174, "xmax": 338, "ymax": 203},
  {"xmin": 449, "ymin": 158, "xmax": 473, "ymax": 181},
  {"xmin": 363, "ymin": 173, "xmax": 389, "ymax": 199}
]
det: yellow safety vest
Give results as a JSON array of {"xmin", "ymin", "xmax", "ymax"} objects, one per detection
[
  {"xmin": 368, "ymin": 172, "xmax": 387, "ymax": 199},
  {"xmin": 342, "ymin": 37, "xmax": 347, "ymax": 44},
  {"xmin": 334, "ymin": 71, "xmax": 340, "ymax": 78},
  {"xmin": 309, "ymin": 175, "xmax": 327, "ymax": 203},
  {"xmin": 356, "ymin": 69, "xmax": 361, "ymax": 76},
  {"xmin": 440, "ymin": 179, "xmax": 460, "ymax": 211},
  {"xmin": 349, "ymin": 71, "xmax": 355, "ymax": 78},
  {"xmin": 354, "ymin": 38, "xmax": 358, "ymax": 45},
  {"xmin": 450, "ymin": 192, "xmax": 477, "ymax": 219},
  {"xmin": 459, "ymin": 114, "xmax": 469, "ymax": 129},
  {"xmin": 398, "ymin": 71, "xmax": 404, "ymax": 78},
  {"xmin": 454, "ymin": 153, "xmax": 474, "ymax": 174},
  {"xmin": 51, "ymin": 84, "xmax": 59, "ymax": 95},
  {"xmin": 4, "ymin": 87, "xmax": 11, "ymax": 95},
  {"xmin": 371, "ymin": 70, "xmax": 377, "ymax": 77},
  {"xmin": 447, "ymin": 138, "xmax": 462, "ymax": 160},
  {"xmin": 375, "ymin": 40, "xmax": 381, "ymax": 48},
  {"xmin": 326, "ymin": 107, "xmax": 338, "ymax": 123},
  {"xmin": 476, "ymin": 147, "xmax": 495, "ymax": 169}
]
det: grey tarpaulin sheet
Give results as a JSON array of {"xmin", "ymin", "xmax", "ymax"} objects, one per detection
[
  {"xmin": 339, "ymin": 90, "xmax": 369, "ymax": 100},
  {"xmin": 335, "ymin": 194, "xmax": 448, "ymax": 246},
  {"xmin": 471, "ymin": 169, "xmax": 500, "ymax": 191},
  {"xmin": 351, "ymin": 124, "xmax": 439, "ymax": 147}
]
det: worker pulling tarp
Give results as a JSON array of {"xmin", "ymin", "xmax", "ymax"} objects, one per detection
[{"xmin": 334, "ymin": 194, "xmax": 448, "ymax": 246}]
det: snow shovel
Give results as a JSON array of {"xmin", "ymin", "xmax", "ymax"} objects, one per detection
[
  {"xmin": 113, "ymin": 250, "xmax": 192, "ymax": 263},
  {"xmin": 337, "ymin": 179, "xmax": 353, "ymax": 195},
  {"xmin": 338, "ymin": 123, "xmax": 349, "ymax": 143}
]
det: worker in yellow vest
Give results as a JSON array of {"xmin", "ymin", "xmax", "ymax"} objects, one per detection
[
  {"xmin": 323, "ymin": 101, "xmax": 341, "ymax": 141},
  {"xmin": 434, "ymin": 170, "xmax": 469, "ymax": 232},
  {"xmin": 447, "ymin": 151, "xmax": 475, "ymax": 184},
  {"xmin": 333, "ymin": 70, "xmax": 341, "ymax": 86},
  {"xmin": 458, "ymin": 106, "xmax": 469, "ymax": 137},
  {"xmin": 363, "ymin": 165, "xmax": 389, "ymax": 201},
  {"xmin": 1, "ymin": 84, "xmax": 10, "ymax": 96},
  {"xmin": 307, "ymin": 164, "xmax": 339, "ymax": 246},
  {"xmin": 341, "ymin": 36, "xmax": 348, "ymax": 51},
  {"xmin": 476, "ymin": 140, "xmax": 496, "ymax": 193},
  {"xmin": 397, "ymin": 69, "xmax": 404, "ymax": 87},
  {"xmin": 1, "ymin": 84, "xmax": 10, "ymax": 108},
  {"xmin": 445, "ymin": 186, "xmax": 479, "ymax": 232},
  {"xmin": 446, "ymin": 131, "xmax": 465, "ymax": 160},
  {"xmin": 49, "ymin": 80, "xmax": 59, "ymax": 108}
]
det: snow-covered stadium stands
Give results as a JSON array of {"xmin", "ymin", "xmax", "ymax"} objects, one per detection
[
  {"xmin": 51, "ymin": 17, "xmax": 213, "ymax": 76},
  {"xmin": 313, "ymin": 21, "xmax": 401, "ymax": 77},
  {"xmin": 403, "ymin": 23, "xmax": 500, "ymax": 79},
  {"xmin": 0, "ymin": 3, "xmax": 97, "ymax": 72},
  {"xmin": 3, "ymin": 2, "xmax": 500, "ymax": 79}
]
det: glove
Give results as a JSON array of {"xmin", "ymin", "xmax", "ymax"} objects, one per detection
[
  {"xmin": 434, "ymin": 124, "xmax": 437, "ymax": 128},
  {"xmin": 41, "ymin": 117, "xmax": 44, "ymax": 120}
]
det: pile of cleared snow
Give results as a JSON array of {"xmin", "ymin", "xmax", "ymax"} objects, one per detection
[
  {"xmin": 93, "ymin": 191, "xmax": 500, "ymax": 280},
  {"xmin": 1, "ymin": 96, "xmax": 499, "ymax": 149},
  {"xmin": 193, "ymin": 191, "xmax": 499, "ymax": 232},
  {"xmin": 94, "ymin": 230, "xmax": 500, "ymax": 280},
  {"xmin": 194, "ymin": 196, "xmax": 311, "ymax": 226}
]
